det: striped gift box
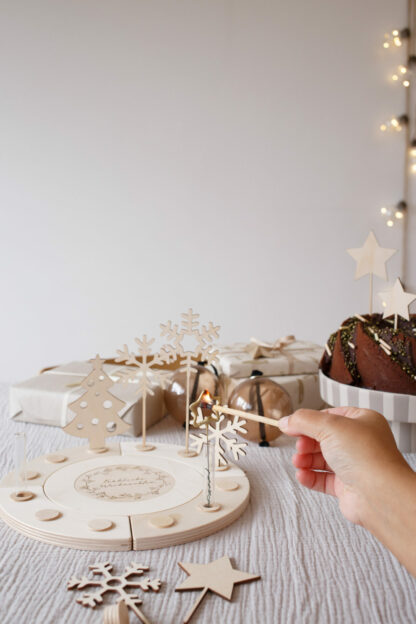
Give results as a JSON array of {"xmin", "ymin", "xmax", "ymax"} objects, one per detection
[{"xmin": 319, "ymin": 371, "xmax": 416, "ymax": 453}]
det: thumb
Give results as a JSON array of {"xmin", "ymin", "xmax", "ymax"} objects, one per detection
[{"xmin": 278, "ymin": 408, "xmax": 336, "ymax": 441}]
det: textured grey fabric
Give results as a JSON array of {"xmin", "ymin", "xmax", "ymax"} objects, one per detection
[{"xmin": 0, "ymin": 383, "xmax": 415, "ymax": 624}]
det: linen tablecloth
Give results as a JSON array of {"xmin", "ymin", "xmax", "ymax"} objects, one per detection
[{"xmin": 0, "ymin": 383, "xmax": 415, "ymax": 624}]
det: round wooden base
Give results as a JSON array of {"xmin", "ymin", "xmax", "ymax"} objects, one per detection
[
  {"xmin": 177, "ymin": 448, "xmax": 198, "ymax": 458},
  {"xmin": 0, "ymin": 442, "xmax": 250, "ymax": 551}
]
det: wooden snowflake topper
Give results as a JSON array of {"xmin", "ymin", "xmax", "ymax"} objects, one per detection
[
  {"xmin": 115, "ymin": 335, "xmax": 169, "ymax": 451},
  {"xmin": 189, "ymin": 390, "xmax": 247, "ymax": 470},
  {"xmin": 176, "ymin": 556, "xmax": 260, "ymax": 623},
  {"xmin": 382, "ymin": 278, "xmax": 416, "ymax": 330},
  {"xmin": 347, "ymin": 231, "xmax": 396, "ymax": 314},
  {"xmin": 68, "ymin": 561, "xmax": 161, "ymax": 624},
  {"xmin": 160, "ymin": 308, "xmax": 220, "ymax": 456},
  {"xmin": 64, "ymin": 355, "xmax": 130, "ymax": 451}
]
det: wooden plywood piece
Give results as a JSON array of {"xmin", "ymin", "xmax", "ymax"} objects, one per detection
[
  {"xmin": 10, "ymin": 491, "xmax": 35, "ymax": 502},
  {"xmin": 160, "ymin": 309, "xmax": 220, "ymax": 455},
  {"xmin": 36, "ymin": 509, "xmax": 61, "ymax": 521},
  {"xmin": 45, "ymin": 453, "xmax": 67, "ymax": 464},
  {"xmin": 382, "ymin": 277, "xmax": 416, "ymax": 329},
  {"xmin": 68, "ymin": 562, "xmax": 161, "ymax": 624},
  {"xmin": 104, "ymin": 600, "xmax": 130, "ymax": 624},
  {"xmin": 148, "ymin": 515, "xmax": 175, "ymax": 529},
  {"xmin": 216, "ymin": 479, "xmax": 239, "ymax": 491},
  {"xmin": 176, "ymin": 556, "xmax": 260, "ymax": 623},
  {"xmin": 26, "ymin": 470, "xmax": 40, "ymax": 480},
  {"xmin": 115, "ymin": 335, "xmax": 170, "ymax": 451},
  {"xmin": 64, "ymin": 354, "xmax": 130, "ymax": 450},
  {"xmin": 88, "ymin": 519, "xmax": 114, "ymax": 532},
  {"xmin": 347, "ymin": 231, "xmax": 396, "ymax": 313}
]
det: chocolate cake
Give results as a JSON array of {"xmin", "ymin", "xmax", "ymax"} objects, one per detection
[{"xmin": 320, "ymin": 313, "xmax": 416, "ymax": 395}]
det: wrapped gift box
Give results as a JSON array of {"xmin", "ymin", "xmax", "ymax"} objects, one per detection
[
  {"xmin": 219, "ymin": 372, "xmax": 326, "ymax": 411},
  {"xmin": 9, "ymin": 361, "xmax": 167, "ymax": 436},
  {"xmin": 217, "ymin": 341, "xmax": 324, "ymax": 378}
]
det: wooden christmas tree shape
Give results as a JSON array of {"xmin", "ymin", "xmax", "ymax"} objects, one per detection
[
  {"xmin": 68, "ymin": 561, "xmax": 161, "ymax": 624},
  {"xmin": 382, "ymin": 277, "xmax": 416, "ymax": 329},
  {"xmin": 160, "ymin": 309, "xmax": 220, "ymax": 457},
  {"xmin": 347, "ymin": 231, "xmax": 396, "ymax": 314},
  {"xmin": 176, "ymin": 556, "xmax": 260, "ymax": 623},
  {"xmin": 115, "ymin": 335, "xmax": 169, "ymax": 451},
  {"xmin": 64, "ymin": 355, "xmax": 130, "ymax": 450}
]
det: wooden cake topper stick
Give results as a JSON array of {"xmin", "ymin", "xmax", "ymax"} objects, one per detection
[
  {"xmin": 64, "ymin": 355, "xmax": 130, "ymax": 450},
  {"xmin": 176, "ymin": 556, "xmax": 260, "ymax": 623},
  {"xmin": 382, "ymin": 277, "xmax": 416, "ymax": 330},
  {"xmin": 115, "ymin": 335, "xmax": 169, "ymax": 451},
  {"xmin": 160, "ymin": 309, "xmax": 220, "ymax": 458},
  {"xmin": 347, "ymin": 231, "xmax": 396, "ymax": 314}
]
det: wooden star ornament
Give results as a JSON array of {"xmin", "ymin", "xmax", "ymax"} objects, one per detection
[
  {"xmin": 382, "ymin": 278, "xmax": 416, "ymax": 329},
  {"xmin": 347, "ymin": 231, "xmax": 396, "ymax": 313},
  {"xmin": 176, "ymin": 556, "xmax": 260, "ymax": 623}
]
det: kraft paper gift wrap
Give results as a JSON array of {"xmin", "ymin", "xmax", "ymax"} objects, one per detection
[
  {"xmin": 319, "ymin": 371, "xmax": 416, "ymax": 453},
  {"xmin": 9, "ymin": 361, "xmax": 168, "ymax": 436},
  {"xmin": 219, "ymin": 372, "xmax": 327, "ymax": 411},
  {"xmin": 217, "ymin": 340, "xmax": 324, "ymax": 378}
]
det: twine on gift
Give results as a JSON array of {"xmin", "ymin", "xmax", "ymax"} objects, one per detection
[{"xmin": 246, "ymin": 335, "xmax": 296, "ymax": 359}]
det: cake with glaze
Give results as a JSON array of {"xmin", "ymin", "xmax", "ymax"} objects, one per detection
[{"xmin": 320, "ymin": 313, "xmax": 416, "ymax": 395}]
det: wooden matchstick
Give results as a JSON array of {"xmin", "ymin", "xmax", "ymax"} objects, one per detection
[{"xmin": 212, "ymin": 404, "xmax": 283, "ymax": 429}]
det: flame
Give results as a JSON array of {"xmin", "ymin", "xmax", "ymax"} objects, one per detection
[{"xmin": 201, "ymin": 390, "xmax": 213, "ymax": 404}]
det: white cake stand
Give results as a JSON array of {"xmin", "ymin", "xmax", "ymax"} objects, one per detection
[{"xmin": 0, "ymin": 442, "xmax": 250, "ymax": 551}]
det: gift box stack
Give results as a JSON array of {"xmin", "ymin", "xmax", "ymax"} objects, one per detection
[
  {"xmin": 216, "ymin": 337, "xmax": 326, "ymax": 411},
  {"xmin": 10, "ymin": 360, "xmax": 168, "ymax": 436}
]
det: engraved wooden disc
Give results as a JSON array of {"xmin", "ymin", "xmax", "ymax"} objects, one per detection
[
  {"xmin": 87, "ymin": 447, "xmax": 109, "ymax": 454},
  {"xmin": 45, "ymin": 454, "xmax": 67, "ymax": 464},
  {"xmin": 178, "ymin": 449, "xmax": 198, "ymax": 458},
  {"xmin": 36, "ymin": 509, "xmax": 61, "ymax": 521},
  {"xmin": 136, "ymin": 444, "xmax": 156, "ymax": 452},
  {"xmin": 149, "ymin": 515, "xmax": 175, "ymax": 529},
  {"xmin": 88, "ymin": 518, "xmax": 114, "ymax": 532}
]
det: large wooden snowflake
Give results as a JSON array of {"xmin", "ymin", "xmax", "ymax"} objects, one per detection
[
  {"xmin": 115, "ymin": 335, "xmax": 170, "ymax": 450},
  {"xmin": 68, "ymin": 561, "xmax": 161, "ymax": 624},
  {"xmin": 160, "ymin": 308, "xmax": 220, "ymax": 455},
  {"xmin": 190, "ymin": 414, "xmax": 248, "ymax": 469}
]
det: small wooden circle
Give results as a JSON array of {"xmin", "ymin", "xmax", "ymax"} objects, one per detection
[
  {"xmin": 149, "ymin": 515, "xmax": 175, "ymax": 529},
  {"xmin": 198, "ymin": 503, "xmax": 222, "ymax": 513},
  {"xmin": 215, "ymin": 464, "xmax": 230, "ymax": 472},
  {"xmin": 25, "ymin": 471, "xmax": 40, "ymax": 480},
  {"xmin": 178, "ymin": 449, "xmax": 198, "ymax": 458},
  {"xmin": 10, "ymin": 491, "xmax": 34, "ymax": 502},
  {"xmin": 45, "ymin": 453, "xmax": 67, "ymax": 464},
  {"xmin": 88, "ymin": 447, "xmax": 108, "ymax": 454},
  {"xmin": 36, "ymin": 509, "xmax": 61, "ymax": 521},
  {"xmin": 88, "ymin": 518, "xmax": 114, "ymax": 532},
  {"xmin": 136, "ymin": 444, "xmax": 156, "ymax": 452},
  {"xmin": 216, "ymin": 479, "xmax": 240, "ymax": 491}
]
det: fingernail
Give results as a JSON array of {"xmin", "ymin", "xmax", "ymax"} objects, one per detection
[{"xmin": 278, "ymin": 416, "xmax": 289, "ymax": 430}]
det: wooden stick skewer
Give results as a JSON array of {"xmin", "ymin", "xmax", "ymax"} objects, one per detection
[{"xmin": 212, "ymin": 404, "xmax": 283, "ymax": 429}]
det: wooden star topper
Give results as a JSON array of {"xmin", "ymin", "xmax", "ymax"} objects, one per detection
[
  {"xmin": 347, "ymin": 231, "xmax": 396, "ymax": 313},
  {"xmin": 382, "ymin": 278, "xmax": 416, "ymax": 329},
  {"xmin": 176, "ymin": 556, "xmax": 260, "ymax": 623}
]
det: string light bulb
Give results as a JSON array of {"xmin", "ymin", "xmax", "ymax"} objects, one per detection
[
  {"xmin": 410, "ymin": 139, "xmax": 416, "ymax": 173},
  {"xmin": 391, "ymin": 57, "xmax": 416, "ymax": 88},
  {"xmin": 380, "ymin": 114, "xmax": 409, "ymax": 133},
  {"xmin": 380, "ymin": 201, "xmax": 407, "ymax": 227},
  {"xmin": 383, "ymin": 28, "xmax": 410, "ymax": 49}
]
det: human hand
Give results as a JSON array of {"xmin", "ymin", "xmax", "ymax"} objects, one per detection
[{"xmin": 278, "ymin": 407, "xmax": 410, "ymax": 526}]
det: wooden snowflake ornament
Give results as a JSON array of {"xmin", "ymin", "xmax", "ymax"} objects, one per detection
[
  {"xmin": 347, "ymin": 231, "xmax": 396, "ymax": 314},
  {"xmin": 160, "ymin": 309, "xmax": 220, "ymax": 457},
  {"xmin": 68, "ymin": 561, "xmax": 161, "ymax": 624},
  {"xmin": 64, "ymin": 355, "xmax": 130, "ymax": 451},
  {"xmin": 115, "ymin": 335, "xmax": 169, "ymax": 451},
  {"xmin": 176, "ymin": 556, "xmax": 260, "ymax": 623}
]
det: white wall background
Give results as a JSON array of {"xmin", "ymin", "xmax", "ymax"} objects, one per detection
[{"xmin": 1, "ymin": 0, "xmax": 414, "ymax": 382}]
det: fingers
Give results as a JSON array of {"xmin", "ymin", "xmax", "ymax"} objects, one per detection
[
  {"xmin": 292, "ymin": 451, "xmax": 332, "ymax": 472},
  {"xmin": 278, "ymin": 409, "xmax": 337, "ymax": 441},
  {"xmin": 296, "ymin": 435, "xmax": 321, "ymax": 454},
  {"xmin": 296, "ymin": 469, "xmax": 336, "ymax": 496}
]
